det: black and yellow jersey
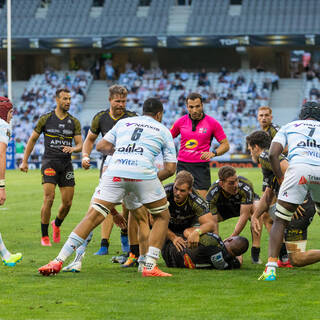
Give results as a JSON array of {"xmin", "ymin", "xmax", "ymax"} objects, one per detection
[
  {"xmin": 258, "ymin": 149, "xmax": 286, "ymax": 194},
  {"xmin": 90, "ymin": 109, "xmax": 137, "ymax": 137},
  {"xmin": 264, "ymin": 123, "xmax": 280, "ymax": 139},
  {"xmin": 165, "ymin": 183, "xmax": 210, "ymax": 234},
  {"xmin": 206, "ymin": 176, "xmax": 254, "ymax": 220},
  {"xmin": 34, "ymin": 111, "xmax": 81, "ymax": 160}
]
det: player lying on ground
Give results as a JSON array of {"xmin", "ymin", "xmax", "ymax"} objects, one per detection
[{"xmin": 162, "ymin": 232, "xmax": 248, "ymax": 270}]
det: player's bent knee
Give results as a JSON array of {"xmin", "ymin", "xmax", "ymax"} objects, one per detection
[
  {"xmin": 147, "ymin": 201, "xmax": 169, "ymax": 215},
  {"xmin": 275, "ymin": 203, "xmax": 293, "ymax": 221},
  {"xmin": 91, "ymin": 202, "xmax": 111, "ymax": 218}
]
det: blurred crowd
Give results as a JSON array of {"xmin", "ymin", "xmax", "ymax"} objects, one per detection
[{"xmin": 12, "ymin": 69, "xmax": 92, "ymax": 162}]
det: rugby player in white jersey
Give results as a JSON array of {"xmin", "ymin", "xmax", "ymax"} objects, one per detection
[
  {"xmin": 252, "ymin": 101, "xmax": 320, "ymax": 281},
  {"xmin": 38, "ymin": 98, "xmax": 177, "ymax": 277},
  {"xmin": 0, "ymin": 97, "xmax": 22, "ymax": 267}
]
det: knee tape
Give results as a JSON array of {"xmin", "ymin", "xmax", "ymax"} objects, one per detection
[
  {"xmin": 275, "ymin": 203, "xmax": 293, "ymax": 221},
  {"xmin": 92, "ymin": 202, "xmax": 110, "ymax": 218},
  {"xmin": 148, "ymin": 201, "xmax": 169, "ymax": 215}
]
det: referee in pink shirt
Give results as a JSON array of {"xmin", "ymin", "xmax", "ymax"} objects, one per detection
[{"xmin": 170, "ymin": 93, "xmax": 229, "ymax": 198}]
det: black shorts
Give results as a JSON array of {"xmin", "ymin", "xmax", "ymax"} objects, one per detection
[
  {"xmin": 177, "ymin": 161, "xmax": 211, "ymax": 190},
  {"xmin": 41, "ymin": 159, "xmax": 75, "ymax": 187},
  {"xmin": 285, "ymin": 197, "xmax": 316, "ymax": 241}
]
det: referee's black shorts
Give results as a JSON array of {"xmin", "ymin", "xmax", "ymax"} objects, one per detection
[{"xmin": 177, "ymin": 160, "xmax": 211, "ymax": 190}]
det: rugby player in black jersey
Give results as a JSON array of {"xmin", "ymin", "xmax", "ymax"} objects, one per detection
[
  {"xmin": 20, "ymin": 89, "xmax": 83, "ymax": 246},
  {"xmin": 247, "ymin": 130, "xmax": 319, "ymax": 269},
  {"xmin": 206, "ymin": 166, "xmax": 257, "ymax": 238}
]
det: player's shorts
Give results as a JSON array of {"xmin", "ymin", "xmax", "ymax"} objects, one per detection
[
  {"xmin": 278, "ymin": 163, "xmax": 320, "ymax": 206},
  {"xmin": 93, "ymin": 175, "xmax": 166, "ymax": 207},
  {"xmin": 41, "ymin": 159, "xmax": 75, "ymax": 187},
  {"xmin": 270, "ymin": 194, "xmax": 315, "ymax": 241},
  {"xmin": 177, "ymin": 161, "xmax": 211, "ymax": 190}
]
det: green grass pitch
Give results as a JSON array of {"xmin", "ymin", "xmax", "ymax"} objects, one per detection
[{"xmin": 1, "ymin": 168, "xmax": 320, "ymax": 320}]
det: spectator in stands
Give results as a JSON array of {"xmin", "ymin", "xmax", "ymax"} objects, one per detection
[{"xmin": 271, "ymin": 72, "xmax": 279, "ymax": 91}]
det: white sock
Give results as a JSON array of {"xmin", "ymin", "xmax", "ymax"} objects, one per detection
[
  {"xmin": 265, "ymin": 261, "xmax": 278, "ymax": 273},
  {"xmin": 145, "ymin": 247, "xmax": 160, "ymax": 270},
  {"xmin": 55, "ymin": 232, "xmax": 84, "ymax": 263},
  {"xmin": 0, "ymin": 233, "xmax": 11, "ymax": 260},
  {"xmin": 74, "ymin": 232, "xmax": 93, "ymax": 262}
]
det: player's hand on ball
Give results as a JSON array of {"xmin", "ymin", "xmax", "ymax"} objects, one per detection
[
  {"xmin": 113, "ymin": 213, "xmax": 127, "ymax": 229},
  {"xmin": 19, "ymin": 162, "xmax": 29, "ymax": 173},
  {"xmin": 173, "ymin": 236, "xmax": 187, "ymax": 252}
]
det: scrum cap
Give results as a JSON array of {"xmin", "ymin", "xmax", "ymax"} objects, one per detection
[
  {"xmin": 299, "ymin": 101, "xmax": 320, "ymax": 121},
  {"xmin": 0, "ymin": 96, "xmax": 13, "ymax": 122}
]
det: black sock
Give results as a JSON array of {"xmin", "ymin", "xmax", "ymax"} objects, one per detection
[
  {"xmin": 251, "ymin": 246, "xmax": 260, "ymax": 261},
  {"xmin": 279, "ymin": 243, "xmax": 288, "ymax": 261},
  {"xmin": 100, "ymin": 238, "xmax": 109, "ymax": 248},
  {"xmin": 55, "ymin": 217, "xmax": 64, "ymax": 227},
  {"xmin": 130, "ymin": 244, "xmax": 140, "ymax": 257},
  {"xmin": 41, "ymin": 223, "xmax": 49, "ymax": 237},
  {"xmin": 120, "ymin": 228, "xmax": 128, "ymax": 236}
]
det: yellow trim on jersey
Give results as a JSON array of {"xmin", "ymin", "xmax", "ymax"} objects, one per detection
[
  {"xmin": 109, "ymin": 111, "xmax": 125, "ymax": 121},
  {"xmin": 174, "ymin": 196, "xmax": 188, "ymax": 207},
  {"xmin": 45, "ymin": 133, "xmax": 73, "ymax": 139}
]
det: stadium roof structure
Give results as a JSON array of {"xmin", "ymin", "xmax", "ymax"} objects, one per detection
[{"xmin": 1, "ymin": 0, "xmax": 320, "ymax": 49}]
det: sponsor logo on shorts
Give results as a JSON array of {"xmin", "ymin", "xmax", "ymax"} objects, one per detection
[
  {"xmin": 298, "ymin": 176, "xmax": 307, "ymax": 185},
  {"xmin": 66, "ymin": 171, "xmax": 74, "ymax": 180},
  {"xmin": 117, "ymin": 143, "xmax": 143, "ymax": 155},
  {"xmin": 185, "ymin": 139, "xmax": 198, "ymax": 149},
  {"xmin": 113, "ymin": 177, "xmax": 122, "ymax": 182},
  {"xmin": 115, "ymin": 159, "xmax": 138, "ymax": 166},
  {"xmin": 282, "ymin": 191, "xmax": 288, "ymax": 198},
  {"xmin": 44, "ymin": 168, "xmax": 56, "ymax": 176},
  {"xmin": 307, "ymin": 175, "xmax": 320, "ymax": 184}
]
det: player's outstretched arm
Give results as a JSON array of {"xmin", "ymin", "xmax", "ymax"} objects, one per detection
[
  {"xmin": 230, "ymin": 204, "xmax": 251, "ymax": 237},
  {"xmin": 19, "ymin": 131, "xmax": 40, "ymax": 173}
]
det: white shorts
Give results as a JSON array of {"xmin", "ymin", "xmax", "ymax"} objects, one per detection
[
  {"xmin": 278, "ymin": 163, "xmax": 320, "ymax": 205},
  {"xmin": 93, "ymin": 176, "xmax": 166, "ymax": 209}
]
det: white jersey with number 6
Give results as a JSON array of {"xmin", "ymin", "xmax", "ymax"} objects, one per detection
[
  {"xmin": 103, "ymin": 115, "xmax": 176, "ymax": 180},
  {"xmin": 272, "ymin": 119, "xmax": 320, "ymax": 166}
]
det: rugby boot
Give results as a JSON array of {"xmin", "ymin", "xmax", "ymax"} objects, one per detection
[
  {"xmin": 62, "ymin": 261, "xmax": 82, "ymax": 273},
  {"xmin": 51, "ymin": 220, "xmax": 61, "ymax": 243},
  {"xmin": 142, "ymin": 266, "xmax": 172, "ymax": 277},
  {"xmin": 258, "ymin": 267, "xmax": 276, "ymax": 281},
  {"xmin": 277, "ymin": 259, "xmax": 293, "ymax": 268},
  {"xmin": 121, "ymin": 252, "xmax": 138, "ymax": 268},
  {"xmin": 41, "ymin": 236, "xmax": 52, "ymax": 247},
  {"xmin": 94, "ymin": 246, "xmax": 109, "ymax": 255},
  {"xmin": 183, "ymin": 253, "xmax": 196, "ymax": 269},
  {"xmin": 2, "ymin": 253, "xmax": 23, "ymax": 267},
  {"xmin": 38, "ymin": 260, "xmax": 63, "ymax": 276}
]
